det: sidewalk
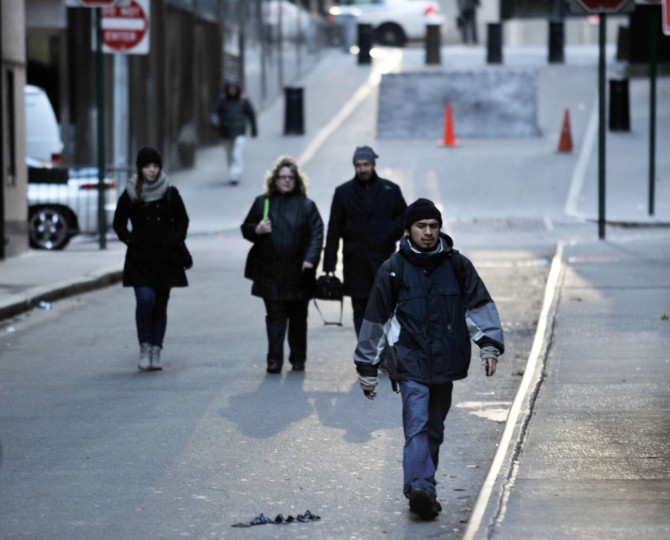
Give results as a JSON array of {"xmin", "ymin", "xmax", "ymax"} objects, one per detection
[
  {"xmin": 1, "ymin": 44, "xmax": 669, "ymax": 538},
  {"xmin": 464, "ymin": 232, "xmax": 670, "ymax": 539}
]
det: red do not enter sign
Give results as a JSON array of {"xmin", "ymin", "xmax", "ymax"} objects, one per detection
[
  {"xmin": 101, "ymin": 0, "xmax": 149, "ymax": 54},
  {"xmin": 574, "ymin": 0, "xmax": 631, "ymax": 12},
  {"xmin": 79, "ymin": 0, "xmax": 119, "ymax": 6}
]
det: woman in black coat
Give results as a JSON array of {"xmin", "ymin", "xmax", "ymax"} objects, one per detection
[
  {"xmin": 113, "ymin": 146, "xmax": 189, "ymax": 372},
  {"xmin": 241, "ymin": 155, "xmax": 324, "ymax": 374}
]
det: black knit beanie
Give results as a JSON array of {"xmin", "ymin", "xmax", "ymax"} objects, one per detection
[
  {"xmin": 404, "ymin": 198, "xmax": 442, "ymax": 230},
  {"xmin": 136, "ymin": 146, "xmax": 162, "ymax": 171}
]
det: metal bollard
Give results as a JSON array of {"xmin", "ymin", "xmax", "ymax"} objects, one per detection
[
  {"xmin": 609, "ymin": 79, "xmax": 630, "ymax": 132},
  {"xmin": 487, "ymin": 23, "xmax": 503, "ymax": 64},
  {"xmin": 548, "ymin": 20, "xmax": 564, "ymax": 64},
  {"xmin": 284, "ymin": 87, "xmax": 304, "ymax": 135},
  {"xmin": 425, "ymin": 24, "xmax": 441, "ymax": 65},
  {"xmin": 357, "ymin": 23, "xmax": 373, "ymax": 65}
]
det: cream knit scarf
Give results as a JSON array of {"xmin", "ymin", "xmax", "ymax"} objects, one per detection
[{"xmin": 126, "ymin": 171, "xmax": 170, "ymax": 203}]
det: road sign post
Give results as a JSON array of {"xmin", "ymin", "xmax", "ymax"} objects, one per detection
[
  {"xmin": 95, "ymin": 7, "xmax": 107, "ymax": 249},
  {"xmin": 570, "ymin": 0, "xmax": 635, "ymax": 239}
]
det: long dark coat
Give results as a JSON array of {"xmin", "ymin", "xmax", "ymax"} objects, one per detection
[
  {"xmin": 241, "ymin": 192, "xmax": 323, "ymax": 302},
  {"xmin": 323, "ymin": 174, "xmax": 407, "ymax": 298},
  {"xmin": 113, "ymin": 187, "xmax": 189, "ymax": 289}
]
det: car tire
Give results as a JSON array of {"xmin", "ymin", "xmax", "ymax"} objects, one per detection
[
  {"xmin": 374, "ymin": 23, "xmax": 406, "ymax": 47},
  {"xmin": 28, "ymin": 206, "xmax": 74, "ymax": 250}
]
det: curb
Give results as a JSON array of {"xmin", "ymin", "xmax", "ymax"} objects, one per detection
[{"xmin": 0, "ymin": 269, "xmax": 123, "ymax": 322}]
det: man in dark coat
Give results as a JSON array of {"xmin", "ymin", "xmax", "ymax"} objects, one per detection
[
  {"xmin": 354, "ymin": 198, "xmax": 504, "ymax": 520},
  {"xmin": 323, "ymin": 146, "xmax": 407, "ymax": 336}
]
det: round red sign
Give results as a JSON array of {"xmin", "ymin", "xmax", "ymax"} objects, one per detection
[
  {"xmin": 79, "ymin": 0, "xmax": 118, "ymax": 6},
  {"xmin": 574, "ymin": 0, "xmax": 630, "ymax": 12},
  {"xmin": 101, "ymin": 0, "xmax": 148, "ymax": 53}
]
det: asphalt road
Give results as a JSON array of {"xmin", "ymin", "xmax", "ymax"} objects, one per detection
[
  {"xmin": 0, "ymin": 228, "xmax": 550, "ymax": 539},
  {"xmin": 3, "ymin": 40, "xmax": 665, "ymax": 538}
]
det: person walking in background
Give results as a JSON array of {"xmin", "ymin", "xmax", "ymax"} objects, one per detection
[
  {"xmin": 212, "ymin": 78, "xmax": 258, "ymax": 186},
  {"xmin": 353, "ymin": 198, "xmax": 504, "ymax": 520},
  {"xmin": 113, "ymin": 146, "xmax": 190, "ymax": 372},
  {"xmin": 457, "ymin": 0, "xmax": 480, "ymax": 44},
  {"xmin": 241, "ymin": 156, "xmax": 324, "ymax": 374},
  {"xmin": 323, "ymin": 146, "xmax": 407, "ymax": 337}
]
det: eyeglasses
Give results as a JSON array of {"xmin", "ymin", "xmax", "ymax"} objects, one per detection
[{"xmin": 277, "ymin": 175, "xmax": 295, "ymax": 181}]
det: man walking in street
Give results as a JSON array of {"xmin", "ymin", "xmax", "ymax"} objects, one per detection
[
  {"xmin": 323, "ymin": 146, "xmax": 407, "ymax": 336},
  {"xmin": 353, "ymin": 198, "xmax": 504, "ymax": 520},
  {"xmin": 212, "ymin": 79, "xmax": 258, "ymax": 186}
]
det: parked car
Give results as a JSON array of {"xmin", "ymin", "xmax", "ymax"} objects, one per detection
[
  {"xmin": 27, "ymin": 159, "xmax": 117, "ymax": 250},
  {"xmin": 328, "ymin": 0, "xmax": 444, "ymax": 47},
  {"xmin": 25, "ymin": 84, "xmax": 63, "ymax": 165}
]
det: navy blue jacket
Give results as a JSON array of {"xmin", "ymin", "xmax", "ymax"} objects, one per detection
[{"xmin": 354, "ymin": 234, "xmax": 504, "ymax": 384}]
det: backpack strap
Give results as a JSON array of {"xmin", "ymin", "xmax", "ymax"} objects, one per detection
[
  {"xmin": 388, "ymin": 252, "xmax": 404, "ymax": 309},
  {"xmin": 448, "ymin": 249, "xmax": 466, "ymax": 295}
]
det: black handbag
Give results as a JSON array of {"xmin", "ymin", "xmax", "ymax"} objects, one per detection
[
  {"xmin": 314, "ymin": 273, "xmax": 343, "ymax": 301},
  {"xmin": 178, "ymin": 242, "xmax": 193, "ymax": 270},
  {"xmin": 167, "ymin": 186, "xmax": 193, "ymax": 270},
  {"xmin": 313, "ymin": 273, "xmax": 343, "ymax": 326}
]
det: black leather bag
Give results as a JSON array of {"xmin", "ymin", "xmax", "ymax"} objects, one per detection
[
  {"xmin": 314, "ymin": 274, "xmax": 343, "ymax": 301},
  {"xmin": 313, "ymin": 273, "xmax": 343, "ymax": 326},
  {"xmin": 178, "ymin": 242, "xmax": 193, "ymax": 270}
]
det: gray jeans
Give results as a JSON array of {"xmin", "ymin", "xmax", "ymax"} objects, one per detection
[{"xmin": 222, "ymin": 135, "xmax": 246, "ymax": 181}]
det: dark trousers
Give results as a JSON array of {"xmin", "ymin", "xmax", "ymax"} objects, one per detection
[
  {"xmin": 134, "ymin": 286, "xmax": 171, "ymax": 347},
  {"xmin": 263, "ymin": 299, "xmax": 309, "ymax": 367},
  {"xmin": 459, "ymin": 9, "xmax": 478, "ymax": 44},
  {"xmin": 351, "ymin": 297, "xmax": 369, "ymax": 338}
]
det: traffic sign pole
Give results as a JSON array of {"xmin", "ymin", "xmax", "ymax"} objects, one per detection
[
  {"xmin": 95, "ymin": 8, "xmax": 107, "ymax": 249},
  {"xmin": 598, "ymin": 14, "xmax": 607, "ymax": 239},
  {"xmin": 649, "ymin": 6, "xmax": 660, "ymax": 216}
]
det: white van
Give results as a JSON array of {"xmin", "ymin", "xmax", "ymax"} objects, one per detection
[{"xmin": 25, "ymin": 84, "xmax": 63, "ymax": 165}]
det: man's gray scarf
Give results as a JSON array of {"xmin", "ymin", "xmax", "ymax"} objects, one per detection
[{"xmin": 126, "ymin": 171, "xmax": 170, "ymax": 203}]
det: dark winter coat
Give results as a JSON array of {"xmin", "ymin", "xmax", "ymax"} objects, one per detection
[
  {"xmin": 214, "ymin": 94, "xmax": 257, "ymax": 139},
  {"xmin": 323, "ymin": 174, "xmax": 407, "ymax": 298},
  {"xmin": 241, "ymin": 192, "xmax": 323, "ymax": 302},
  {"xmin": 354, "ymin": 234, "xmax": 504, "ymax": 384},
  {"xmin": 113, "ymin": 186, "xmax": 189, "ymax": 289}
]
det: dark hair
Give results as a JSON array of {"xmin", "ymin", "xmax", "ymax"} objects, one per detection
[{"xmin": 264, "ymin": 155, "xmax": 308, "ymax": 196}]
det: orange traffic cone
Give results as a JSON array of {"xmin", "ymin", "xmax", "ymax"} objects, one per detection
[
  {"xmin": 437, "ymin": 103, "xmax": 461, "ymax": 147},
  {"xmin": 557, "ymin": 108, "xmax": 574, "ymax": 153}
]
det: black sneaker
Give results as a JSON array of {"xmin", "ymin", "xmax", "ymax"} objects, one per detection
[
  {"xmin": 291, "ymin": 363, "xmax": 305, "ymax": 372},
  {"xmin": 408, "ymin": 488, "xmax": 440, "ymax": 521}
]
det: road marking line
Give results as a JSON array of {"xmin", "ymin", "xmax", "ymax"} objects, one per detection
[
  {"xmin": 299, "ymin": 50, "xmax": 403, "ymax": 166},
  {"xmin": 463, "ymin": 241, "xmax": 564, "ymax": 540},
  {"xmin": 564, "ymin": 96, "xmax": 598, "ymax": 218}
]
